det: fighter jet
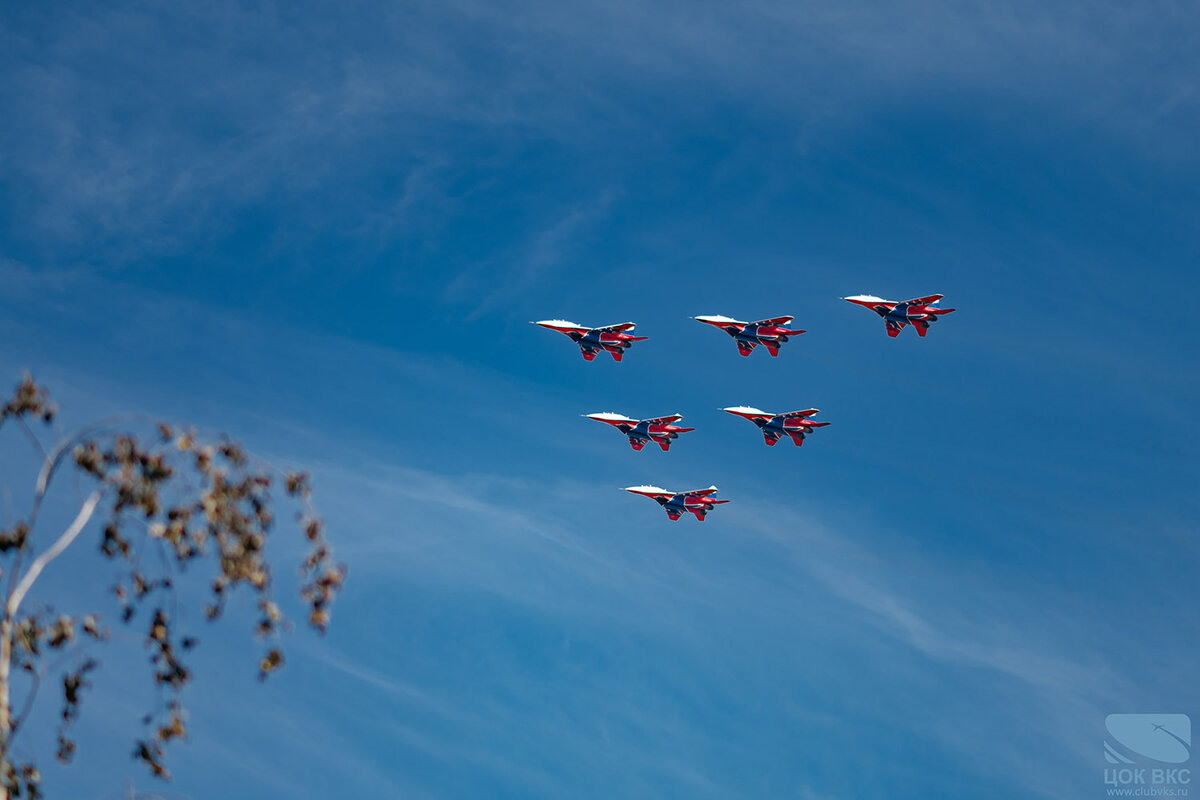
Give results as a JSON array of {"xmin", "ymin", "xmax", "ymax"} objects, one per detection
[
  {"xmin": 532, "ymin": 320, "xmax": 648, "ymax": 361},
  {"xmin": 583, "ymin": 412, "xmax": 695, "ymax": 452},
  {"xmin": 842, "ymin": 294, "xmax": 956, "ymax": 338},
  {"xmin": 722, "ymin": 406, "xmax": 830, "ymax": 447},
  {"xmin": 691, "ymin": 315, "xmax": 803, "ymax": 357},
  {"xmin": 623, "ymin": 485, "xmax": 729, "ymax": 521}
]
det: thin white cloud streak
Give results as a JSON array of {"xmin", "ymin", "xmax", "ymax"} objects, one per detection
[
  {"xmin": 448, "ymin": 189, "xmax": 621, "ymax": 320},
  {"xmin": 728, "ymin": 497, "xmax": 1187, "ymax": 799},
  {"xmin": 294, "ymin": 446, "xmax": 1159, "ymax": 799}
]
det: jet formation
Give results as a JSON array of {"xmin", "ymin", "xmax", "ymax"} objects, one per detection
[{"xmin": 533, "ymin": 294, "xmax": 954, "ymax": 520}]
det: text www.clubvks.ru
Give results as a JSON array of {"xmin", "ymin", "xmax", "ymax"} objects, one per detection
[{"xmin": 1104, "ymin": 768, "xmax": 1191, "ymax": 796}]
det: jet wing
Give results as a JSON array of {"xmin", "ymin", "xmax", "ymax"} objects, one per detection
[
  {"xmin": 693, "ymin": 315, "xmax": 746, "ymax": 326},
  {"xmin": 675, "ymin": 486, "xmax": 719, "ymax": 498},
  {"xmin": 750, "ymin": 316, "xmax": 794, "ymax": 327},
  {"xmin": 624, "ymin": 485, "xmax": 674, "ymax": 499},
  {"xmin": 778, "ymin": 409, "xmax": 820, "ymax": 419},
  {"xmin": 594, "ymin": 322, "xmax": 637, "ymax": 333},
  {"xmin": 901, "ymin": 294, "xmax": 943, "ymax": 306},
  {"xmin": 643, "ymin": 414, "xmax": 684, "ymax": 425},
  {"xmin": 533, "ymin": 319, "xmax": 590, "ymax": 335},
  {"xmin": 585, "ymin": 412, "xmax": 637, "ymax": 426},
  {"xmin": 723, "ymin": 406, "xmax": 773, "ymax": 422}
]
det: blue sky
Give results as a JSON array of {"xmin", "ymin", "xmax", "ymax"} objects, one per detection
[{"xmin": 2, "ymin": 1, "xmax": 1199, "ymax": 797}]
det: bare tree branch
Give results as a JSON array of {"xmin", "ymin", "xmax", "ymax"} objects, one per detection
[{"xmin": 8, "ymin": 491, "xmax": 104, "ymax": 620}]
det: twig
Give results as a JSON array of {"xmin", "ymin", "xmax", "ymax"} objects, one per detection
[{"xmin": 9, "ymin": 490, "xmax": 104, "ymax": 619}]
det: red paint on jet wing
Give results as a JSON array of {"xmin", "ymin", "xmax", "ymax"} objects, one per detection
[{"xmin": 906, "ymin": 294, "xmax": 944, "ymax": 305}]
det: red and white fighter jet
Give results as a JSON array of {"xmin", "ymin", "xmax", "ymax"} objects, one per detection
[
  {"xmin": 842, "ymin": 294, "xmax": 956, "ymax": 338},
  {"xmin": 532, "ymin": 320, "xmax": 648, "ymax": 361},
  {"xmin": 583, "ymin": 412, "xmax": 695, "ymax": 451},
  {"xmin": 721, "ymin": 406, "xmax": 830, "ymax": 447},
  {"xmin": 623, "ymin": 485, "xmax": 729, "ymax": 521},
  {"xmin": 691, "ymin": 315, "xmax": 804, "ymax": 357}
]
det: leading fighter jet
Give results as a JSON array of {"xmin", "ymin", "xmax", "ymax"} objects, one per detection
[
  {"xmin": 721, "ymin": 406, "xmax": 830, "ymax": 447},
  {"xmin": 842, "ymin": 294, "xmax": 956, "ymax": 338},
  {"xmin": 583, "ymin": 412, "xmax": 695, "ymax": 451},
  {"xmin": 623, "ymin": 485, "xmax": 729, "ymax": 521},
  {"xmin": 692, "ymin": 315, "xmax": 804, "ymax": 357},
  {"xmin": 533, "ymin": 320, "xmax": 648, "ymax": 361}
]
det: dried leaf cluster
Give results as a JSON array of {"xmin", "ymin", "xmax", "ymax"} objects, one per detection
[{"xmin": 0, "ymin": 376, "xmax": 345, "ymax": 798}]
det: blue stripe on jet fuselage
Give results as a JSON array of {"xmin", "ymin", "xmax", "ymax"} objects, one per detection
[
  {"xmin": 735, "ymin": 324, "xmax": 786, "ymax": 345},
  {"xmin": 763, "ymin": 422, "xmax": 788, "ymax": 438}
]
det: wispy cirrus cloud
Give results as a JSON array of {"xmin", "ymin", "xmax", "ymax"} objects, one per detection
[{"xmin": 3, "ymin": 0, "xmax": 1197, "ymax": 265}]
